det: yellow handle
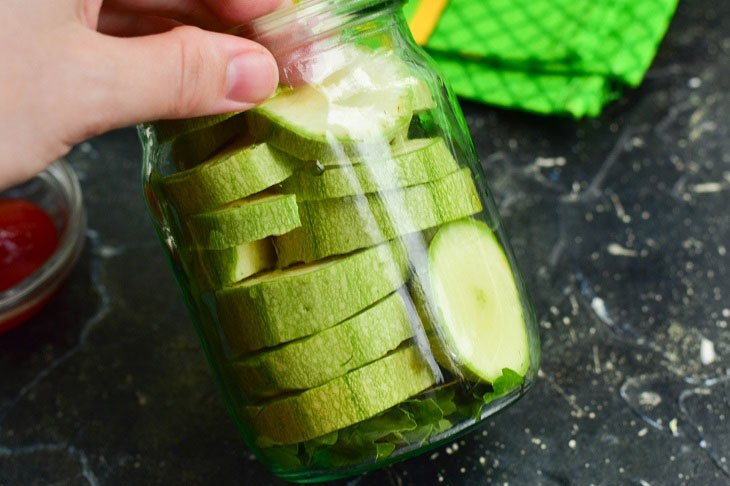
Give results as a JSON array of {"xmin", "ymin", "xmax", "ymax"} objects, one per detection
[{"xmin": 408, "ymin": 0, "xmax": 449, "ymax": 45}]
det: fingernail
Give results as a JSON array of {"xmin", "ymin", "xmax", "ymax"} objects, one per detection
[{"xmin": 226, "ymin": 51, "xmax": 278, "ymax": 104}]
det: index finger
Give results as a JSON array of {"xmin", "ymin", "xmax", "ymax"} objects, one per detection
[{"xmin": 201, "ymin": 0, "xmax": 290, "ymax": 26}]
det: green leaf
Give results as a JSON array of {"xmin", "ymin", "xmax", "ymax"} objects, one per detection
[
  {"xmin": 470, "ymin": 368, "xmax": 525, "ymax": 419},
  {"xmin": 355, "ymin": 406, "xmax": 418, "ymax": 440},
  {"xmin": 254, "ymin": 435, "xmax": 281, "ymax": 449},
  {"xmin": 405, "ymin": 397, "xmax": 443, "ymax": 422},
  {"xmin": 259, "ymin": 444, "xmax": 302, "ymax": 470},
  {"xmin": 400, "ymin": 397, "xmax": 448, "ymax": 445},
  {"xmin": 432, "ymin": 386, "xmax": 458, "ymax": 416},
  {"xmin": 436, "ymin": 419, "xmax": 452, "ymax": 433},
  {"xmin": 257, "ymin": 374, "xmax": 524, "ymax": 471},
  {"xmin": 483, "ymin": 368, "xmax": 524, "ymax": 405},
  {"xmin": 375, "ymin": 442, "xmax": 397, "ymax": 458},
  {"xmin": 303, "ymin": 431, "xmax": 338, "ymax": 461},
  {"xmin": 323, "ymin": 407, "xmax": 417, "ymax": 467}
]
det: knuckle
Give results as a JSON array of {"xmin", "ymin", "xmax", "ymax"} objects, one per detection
[{"xmin": 170, "ymin": 27, "xmax": 210, "ymax": 116}]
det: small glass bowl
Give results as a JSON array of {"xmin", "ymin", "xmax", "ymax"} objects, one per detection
[{"xmin": 0, "ymin": 160, "xmax": 87, "ymax": 333}]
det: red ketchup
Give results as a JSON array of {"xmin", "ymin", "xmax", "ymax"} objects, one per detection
[{"xmin": 0, "ymin": 198, "xmax": 59, "ymax": 331}]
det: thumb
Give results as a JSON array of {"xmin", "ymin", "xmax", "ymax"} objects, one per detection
[{"xmin": 80, "ymin": 26, "xmax": 278, "ymax": 132}]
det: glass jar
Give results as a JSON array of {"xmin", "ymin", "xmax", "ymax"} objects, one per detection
[{"xmin": 139, "ymin": 0, "xmax": 540, "ymax": 481}]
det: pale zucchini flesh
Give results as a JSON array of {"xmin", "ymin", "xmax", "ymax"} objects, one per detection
[
  {"xmin": 427, "ymin": 219, "xmax": 530, "ymax": 382},
  {"xmin": 247, "ymin": 49, "xmax": 417, "ymax": 163},
  {"xmin": 187, "ymin": 238, "xmax": 277, "ymax": 290}
]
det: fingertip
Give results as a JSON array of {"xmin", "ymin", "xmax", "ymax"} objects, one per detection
[{"xmin": 226, "ymin": 47, "xmax": 279, "ymax": 106}]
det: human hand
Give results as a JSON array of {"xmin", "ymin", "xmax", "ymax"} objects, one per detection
[{"xmin": 0, "ymin": 0, "xmax": 286, "ymax": 189}]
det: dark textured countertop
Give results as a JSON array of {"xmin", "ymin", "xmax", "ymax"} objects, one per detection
[{"xmin": 2, "ymin": 2, "xmax": 730, "ymax": 485}]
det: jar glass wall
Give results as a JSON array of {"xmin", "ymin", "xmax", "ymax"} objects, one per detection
[{"xmin": 139, "ymin": 0, "xmax": 539, "ymax": 481}]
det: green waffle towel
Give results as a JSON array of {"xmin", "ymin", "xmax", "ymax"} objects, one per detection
[{"xmin": 405, "ymin": 0, "xmax": 679, "ymax": 117}]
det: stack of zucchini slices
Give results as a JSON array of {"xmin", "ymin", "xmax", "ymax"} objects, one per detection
[{"xmin": 156, "ymin": 46, "xmax": 530, "ymax": 450}]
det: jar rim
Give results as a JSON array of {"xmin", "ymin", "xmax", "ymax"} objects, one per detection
[
  {"xmin": 245, "ymin": 0, "xmax": 403, "ymax": 31},
  {"xmin": 235, "ymin": 0, "xmax": 404, "ymax": 56}
]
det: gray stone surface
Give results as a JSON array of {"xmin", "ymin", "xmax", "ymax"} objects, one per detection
[{"xmin": 1, "ymin": 1, "xmax": 730, "ymax": 484}]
